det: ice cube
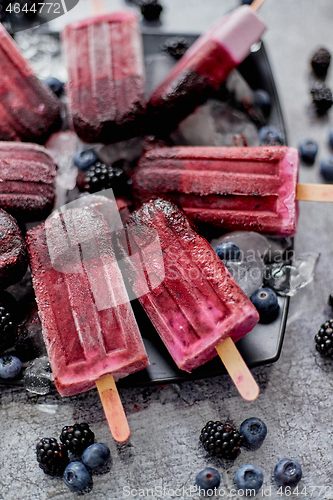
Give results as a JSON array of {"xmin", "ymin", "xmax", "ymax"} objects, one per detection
[{"xmin": 224, "ymin": 256, "xmax": 265, "ymax": 297}]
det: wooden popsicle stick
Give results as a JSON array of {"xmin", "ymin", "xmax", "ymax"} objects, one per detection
[
  {"xmin": 250, "ymin": 0, "xmax": 266, "ymax": 12},
  {"xmin": 296, "ymin": 183, "xmax": 333, "ymax": 202},
  {"xmin": 91, "ymin": 0, "xmax": 106, "ymax": 16},
  {"xmin": 215, "ymin": 337, "xmax": 259, "ymax": 401},
  {"xmin": 95, "ymin": 374, "xmax": 130, "ymax": 443}
]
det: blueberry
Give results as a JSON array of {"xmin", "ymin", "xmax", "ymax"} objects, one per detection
[
  {"xmin": 320, "ymin": 155, "xmax": 333, "ymax": 181},
  {"xmin": 234, "ymin": 464, "xmax": 263, "ymax": 493},
  {"xmin": 195, "ymin": 467, "xmax": 221, "ymax": 493},
  {"xmin": 63, "ymin": 462, "xmax": 90, "ymax": 492},
  {"xmin": 274, "ymin": 458, "xmax": 302, "ymax": 487},
  {"xmin": 259, "ymin": 126, "xmax": 282, "ymax": 145},
  {"xmin": 253, "ymin": 89, "xmax": 271, "ymax": 118},
  {"xmin": 216, "ymin": 242, "xmax": 240, "ymax": 261},
  {"xmin": 240, "ymin": 417, "xmax": 267, "ymax": 450},
  {"xmin": 328, "ymin": 128, "xmax": 333, "ymax": 149},
  {"xmin": 73, "ymin": 149, "xmax": 98, "ymax": 171},
  {"xmin": 0, "ymin": 355, "xmax": 22, "ymax": 378},
  {"xmin": 43, "ymin": 77, "xmax": 64, "ymax": 97},
  {"xmin": 250, "ymin": 287, "xmax": 279, "ymax": 323},
  {"xmin": 82, "ymin": 443, "xmax": 110, "ymax": 469},
  {"xmin": 298, "ymin": 139, "xmax": 318, "ymax": 165}
]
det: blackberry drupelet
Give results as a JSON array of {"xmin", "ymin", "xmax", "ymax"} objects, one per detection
[
  {"xmin": 78, "ymin": 160, "xmax": 130, "ymax": 196},
  {"xmin": 311, "ymin": 48, "xmax": 331, "ymax": 78},
  {"xmin": 200, "ymin": 420, "xmax": 244, "ymax": 460},
  {"xmin": 36, "ymin": 437, "xmax": 69, "ymax": 476},
  {"xmin": 315, "ymin": 319, "xmax": 333, "ymax": 357},
  {"xmin": 140, "ymin": 0, "xmax": 163, "ymax": 21},
  {"xmin": 60, "ymin": 423, "xmax": 95, "ymax": 454},
  {"xmin": 160, "ymin": 37, "xmax": 189, "ymax": 60},
  {"xmin": 310, "ymin": 82, "xmax": 333, "ymax": 115}
]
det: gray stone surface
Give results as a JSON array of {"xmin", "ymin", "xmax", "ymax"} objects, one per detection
[{"xmin": 1, "ymin": 1, "xmax": 333, "ymax": 499}]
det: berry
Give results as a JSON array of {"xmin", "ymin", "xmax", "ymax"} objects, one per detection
[
  {"xmin": 43, "ymin": 77, "xmax": 64, "ymax": 97},
  {"xmin": 234, "ymin": 464, "xmax": 263, "ymax": 493},
  {"xmin": 259, "ymin": 126, "xmax": 282, "ymax": 145},
  {"xmin": 195, "ymin": 467, "xmax": 221, "ymax": 493},
  {"xmin": 36, "ymin": 437, "xmax": 69, "ymax": 476},
  {"xmin": 253, "ymin": 89, "xmax": 271, "ymax": 118},
  {"xmin": 0, "ymin": 355, "xmax": 21, "ymax": 378},
  {"xmin": 63, "ymin": 462, "xmax": 90, "ymax": 492},
  {"xmin": 82, "ymin": 443, "xmax": 110, "ymax": 469},
  {"xmin": 320, "ymin": 156, "xmax": 333, "ymax": 181},
  {"xmin": 310, "ymin": 83, "xmax": 333, "ymax": 115},
  {"xmin": 60, "ymin": 423, "xmax": 95, "ymax": 454},
  {"xmin": 216, "ymin": 242, "xmax": 240, "ymax": 261},
  {"xmin": 315, "ymin": 319, "xmax": 333, "ymax": 357},
  {"xmin": 250, "ymin": 287, "xmax": 279, "ymax": 323},
  {"xmin": 140, "ymin": 0, "xmax": 163, "ymax": 21},
  {"xmin": 298, "ymin": 139, "xmax": 318, "ymax": 165},
  {"xmin": 239, "ymin": 417, "xmax": 267, "ymax": 450},
  {"xmin": 311, "ymin": 48, "xmax": 331, "ymax": 78},
  {"xmin": 200, "ymin": 420, "xmax": 244, "ymax": 460},
  {"xmin": 160, "ymin": 37, "xmax": 189, "ymax": 60},
  {"xmin": 0, "ymin": 304, "xmax": 17, "ymax": 353},
  {"xmin": 77, "ymin": 160, "xmax": 130, "ymax": 195},
  {"xmin": 274, "ymin": 458, "xmax": 302, "ymax": 487},
  {"xmin": 73, "ymin": 149, "xmax": 98, "ymax": 171}
]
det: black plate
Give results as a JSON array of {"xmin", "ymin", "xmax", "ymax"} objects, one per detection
[{"xmin": 119, "ymin": 32, "xmax": 290, "ymax": 387}]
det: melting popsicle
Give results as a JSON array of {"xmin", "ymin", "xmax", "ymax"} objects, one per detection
[
  {"xmin": 147, "ymin": 5, "xmax": 266, "ymax": 133},
  {"xmin": 0, "ymin": 142, "xmax": 57, "ymax": 222},
  {"xmin": 116, "ymin": 198, "xmax": 260, "ymax": 400},
  {"xmin": 0, "ymin": 23, "xmax": 61, "ymax": 142},
  {"xmin": 62, "ymin": 11, "xmax": 146, "ymax": 143},
  {"xmin": 133, "ymin": 145, "xmax": 299, "ymax": 237},
  {"xmin": 26, "ymin": 195, "xmax": 149, "ymax": 441}
]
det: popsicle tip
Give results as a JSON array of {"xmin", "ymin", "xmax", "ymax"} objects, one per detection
[{"xmin": 250, "ymin": 0, "xmax": 266, "ymax": 12}]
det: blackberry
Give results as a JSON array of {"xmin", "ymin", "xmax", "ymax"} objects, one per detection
[
  {"xmin": 0, "ymin": 305, "xmax": 16, "ymax": 354},
  {"xmin": 60, "ymin": 423, "xmax": 95, "ymax": 455},
  {"xmin": 200, "ymin": 420, "xmax": 244, "ymax": 460},
  {"xmin": 36, "ymin": 437, "xmax": 69, "ymax": 476},
  {"xmin": 160, "ymin": 37, "xmax": 189, "ymax": 60},
  {"xmin": 315, "ymin": 319, "xmax": 333, "ymax": 357},
  {"xmin": 140, "ymin": 0, "xmax": 163, "ymax": 21},
  {"xmin": 310, "ymin": 82, "xmax": 333, "ymax": 115},
  {"xmin": 311, "ymin": 48, "xmax": 331, "ymax": 79},
  {"xmin": 77, "ymin": 160, "xmax": 130, "ymax": 196}
]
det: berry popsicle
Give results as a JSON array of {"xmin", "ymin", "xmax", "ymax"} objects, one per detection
[
  {"xmin": 0, "ymin": 142, "xmax": 57, "ymax": 222},
  {"xmin": 26, "ymin": 196, "xmax": 149, "ymax": 441},
  {"xmin": 116, "ymin": 198, "xmax": 260, "ymax": 400},
  {"xmin": 133, "ymin": 146, "xmax": 299, "ymax": 237},
  {"xmin": 0, "ymin": 23, "xmax": 61, "ymax": 142},
  {"xmin": 62, "ymin": 11, "xmax": 146, "ymax": 143},
  {"xmin": 147, "ymin": 5, "xmax": 266, "ymax": 133}
]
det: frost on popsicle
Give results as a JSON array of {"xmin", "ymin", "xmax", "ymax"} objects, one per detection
[{"xmin": 45, "ymin": 189, "xmax": 165, "ymax": 309}]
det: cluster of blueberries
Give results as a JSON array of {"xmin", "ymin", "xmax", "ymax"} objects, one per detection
[
  {"xmin": 196, "ymin": 417, "xmax": 302, "ymax": 494},
  {"xmin": 298, "ymin": 131, "xmax": 333, "ymax": 181}
]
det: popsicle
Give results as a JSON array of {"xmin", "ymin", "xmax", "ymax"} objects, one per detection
[
  {"xmin": 116, "ymin": 198, "xmax": 260, "ymax": 400},
  {"xmin": 0, "ymin": 142, "xmax": 57, "ymax": 222},
  {"xmin": 0, "ymin": 23, "xmax": 61, "ymax": 142},
  {"xmin": 62, "ymin": 11, "xmax": 146, "ymax": 143},
  {"xmin": 26, "ymin": 196, "xmax": 149, "ymax": 441},
  {"xmin": 147, "ymin": 5, "xmax": 266, "ymax": 133},
  {"xmin": 133, "ymin": 146, "xmax": 299, "ymax": 237}
]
